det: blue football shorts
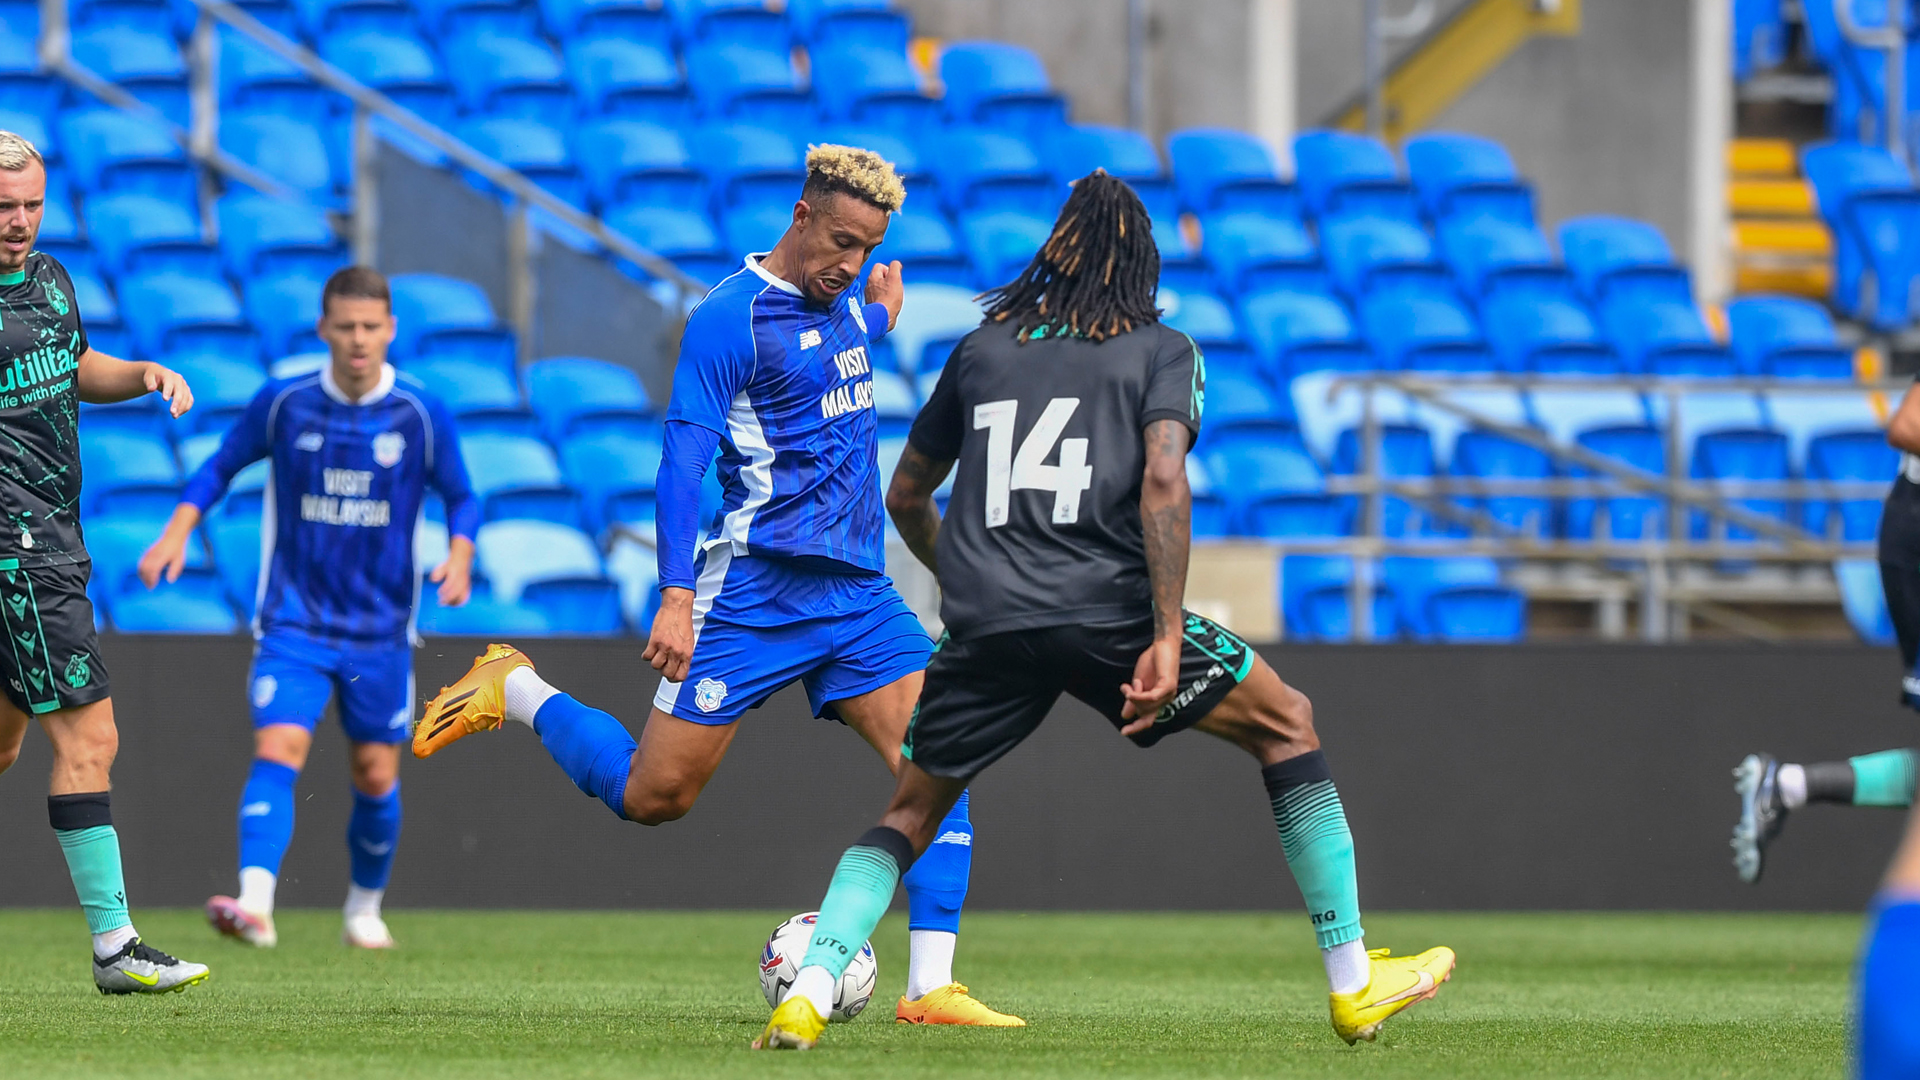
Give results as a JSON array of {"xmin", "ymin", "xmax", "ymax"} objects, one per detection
[
  {"xmin": 248, "ymin": 632, "xmax": 415, "ymax": 745},
  {"xmin": 652, "ymin": 554, "xmax": 933, "ymax": 725}
]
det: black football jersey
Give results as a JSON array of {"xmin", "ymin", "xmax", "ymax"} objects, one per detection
[
  {"xmin": 0, "ymin": 252, "xmax": 90, "ymax": 567},
  {"xmin": 907, "ymin": 319, "xmax": 1203, "ymax": 640}
]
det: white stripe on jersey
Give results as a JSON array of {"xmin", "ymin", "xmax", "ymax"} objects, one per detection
[
  {"xmin": 250, "ymin": 462, "xmax": 276, "ymax": 640},
  {"xmin": 714, "ymin": 389, "xmax": 776, "ymax": 552},
  {"xmin": 653, "ymin": 545, "xmax": 735, "ymax": 713}
]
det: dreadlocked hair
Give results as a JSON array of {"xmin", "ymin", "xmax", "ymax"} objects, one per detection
[{"xmin": 980, "ymin": 169, "xmax": 1162, "ymax": 343}]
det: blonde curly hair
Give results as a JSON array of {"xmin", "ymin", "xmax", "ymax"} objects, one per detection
[
  {"xmin": 803, "ymin": 143, "xmax": 906, "ymax": 212},
  {"xmin": 0, "ymin": 130, "xmax": 44, "ymax": 172}
]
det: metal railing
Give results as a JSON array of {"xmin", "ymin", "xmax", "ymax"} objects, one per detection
[
  {"xmin": 35, "ymin": 0, "xmax": 709, "ymax": 353},
  {"xmin": 1298, "ymin": 374, "xmax": 1900, "ymax": 642}
]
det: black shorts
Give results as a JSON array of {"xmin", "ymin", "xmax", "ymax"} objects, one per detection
[
  {"xmin": 902, "ymin": 610, "xmax": 1256, "ymax": 780},
  {"xmin": 0, "ymin": 559, "xmax": 109, "ymax": 715}
]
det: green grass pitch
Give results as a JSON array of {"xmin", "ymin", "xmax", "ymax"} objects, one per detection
[{"xmin": 0, "ymin": 909, "xmax": 1854, "ymax": 1079}]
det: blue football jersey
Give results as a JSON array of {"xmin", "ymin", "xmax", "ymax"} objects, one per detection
[
  {"xmin": 182, "ymin": 364, "xmax": 480, "ymax": 646},
  {"xmin": 665, "ymin": 256, "xmax": 891, "ymax": 577}
]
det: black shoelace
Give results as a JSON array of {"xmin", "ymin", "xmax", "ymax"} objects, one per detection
[{"xmin": 97, "ymin": 938, "xmax": 180, "ymax": 968}]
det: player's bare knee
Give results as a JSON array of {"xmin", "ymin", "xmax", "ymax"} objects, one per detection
[
  {"xmin": 0, "ymin": 738, "xmax": 18, "ymax": 775},
  {"xmin": 625, "ymin": 784, "xmax": 698, "ymax": 826},
  {"xmin": 350, "ymin": 766, "xmax": 398, "ymax": 798},
  {"xmin": 1237, "ymin": 685, "xmax": 1319, "ymax": 761}
]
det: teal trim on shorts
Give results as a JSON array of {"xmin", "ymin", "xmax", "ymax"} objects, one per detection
[{"xmin": 0, "ymin": 558, "xmax": 20, "ymax": 570}]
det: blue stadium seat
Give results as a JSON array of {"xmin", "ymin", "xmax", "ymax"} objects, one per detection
[
  {"xmin": 458, "ymin": 117, "xmax": 587, "ymax": 209},
  {"xmin": 869, "ymin": 369, "xmax": 916, "ymax": 423},
  {"xmin": 566, "ymin": 36, "xmax": 688, "ymax": 124},
  {"xmin": 1202, "ymin": 438, "xmax": 1339, "ymax": 538},
  {"xmin": 0, "ymin": 108, "xmax": 52, "ymax": 168},
  {"xmin": 671, "ymin": 0, "xmax": 790, "ymax": 51},
  {"xmin": 938, "ymin": 41, "xmax": 1067, "ymax": 140},
  {"xmin": 118, "ymin": 273, "xmax": 257, "ymax": 361},
  {"xmin": 603, "ymin": 529, "xmax": 661, "ymax": 627},
  {"xmin": 1726, "ymin": 294, "xmax": 1854, "ymax": 378},
  {"xmin": 0, "ymin": 0, "xmax": 41, "ymax": 40},
  {"xmin": 523, "ymin": 577, "xmax": 626, "ymax": 634},
  {"xmin": 0, "ymin": 39, "xmax": 58, "ymax": 117},
  {"xmin": 1293, "ymin": 129, "xmax": 1416, "ymax": 221},
  {"xmin": 71, "ymin": 26, "xmax": 188, "ymax": 126},
  {"xmin": 790, "ymin": 0, "xmax": 909, "ymax": 52},
  {"xmin": 1734, "ymin": 0, "xmax": 1787, "ymax": 84},
  {"xmin": 542, "ymin": 0, "xmax": 673, "ymax": 46},
  {"xmin": 320, "ymin": 30, "xmax": 456, "ymax": 126},
  {"xmin": 416, "ymin": 591, "xmax": 553, "ymax": 635},
  {"xmin": 178, "ymin": 432, "xmax": 269, "ymax": 515},
  {"xmin": 58, "ymin": 108, "xmax": 193, "ymax": 204},
  {"xmin": 69, "ymin": 270, "xmax": 120, "ymax": 331},
  {"xmin": 475, "ymin": 518, "xmax": 611, "ymax": 602},
  {"xmin": 245, "ymin": 273, "xmax": 326, "ymax": 358},
  {"xmin": 871, "ymin": 208, "xmax": 973, "ymax": 287},
  {"xmin": 1847, "ymin": 191, "xmax": 1920, "ymax": 332},
  {"xmin": 688, "ymin": 123, "xmax": 804, "ymax": 214},
  {"xmin": 1201, "ymin": 370, "xmax": 1291, "ymax": 437},
  {"xmin": 1157, "ymin": 286, "xmax": 1246, "ymax": 351},
  {"xmin": 80, "ymin": 429, "xmax": 182, "ymax": 517},
  {"xmin": 816, "ymin": 125, "xmax": 924, "ymax": 184},
  {"xmin": 1599, "ymin": 296, "xmax": 1735, "ymax": 377},
  {"xmin": 388, "ymin": 273, "xmax": 517, "ymax": 368},
  {"xmin": 461, "ymin": 432, "xmax": 582, "ymax": 525},
  {"xmin": 85, "ymin": 193, "xmax": 217, "ymax": 280},
  {"xmin": 221, "ymin": 112, "xmax": 338, "ymax": 203},
  {"xmin": 887, "ymin": 283, "xmax": 982, "ymax": 376},
  {"xmin": 1452, "ymin": 430, "xmax": 1554, "ymax": 539},
  {"xmin": 1201, "ymin": 212, "xmax": 1319, "ymax": 296},
  {"xmin": 1803, "ymin": 141, "xmax": 1914, "ymax": 319},
  {"xmin": 1837, "ymin": 559, "xmax": 1897, "ymax": 645},
  {"xmin": 218, "ymin": 26, "xmax": 326, "ymax": 121},
  {"xmin": 73, "ymin": 0, "xmax": 170, "ymax": 33},
  {"xmin": 107, "ymin": 569, "xmax": 240, "ymax": 633},
  {"xmin": 1382, "ymin": 556, "xmax": 1520, "ymax": 641},
  {"xmin": 958, "ymin": 209, "xmax": 1050, "ymax": 288},
  {"xmin": 1332, "ymin": 422, "xmax": 1442, "ymax": 537},
  {"xmin": 1045, "ymin": 125, "xmax": 1177, "ymax": 219},
  {"xmin": 1183, "ymin": 455, "xmax": 1230, "ymax": 538},
  {"xmin": 402, "ymin": 356, "xmax": 532, "ymax": 435},
  {"xmin": 527, "ymin": 356, "xmax": 653, "ymax": 440},
  {"xmin": 1319, "ymin": 214, "xmax": 1449, "ymax": 299},
  {"xmin": 1482, "ymin": 294, "xmax": 1620, "ymax": 375},
  {"xmin": 85, "ymin": 512, "xmax": 206, "ymax": 599},
  {"xmin": 1529, "ymin": 388, "xmax": 1652, "ymax": 446},
  {"xmin": 1167, "ymin": 128, "xmax": 1298, "ymax": 218},
  {"xmin": 1557, "ymin": 215, "xmax": 1693, "ymax": 305},
  {"xmin": 604, "ymin": 204, "xmax": 733, "ymax": 284},
  {"xmin": 928, "ymin": 128, "xmax": 1060, "ymax": 217},
  {"xmin": 1240, "ymin": 289, "xmax": 1371, "ymax": 377},
  {"xmin": 1403, "ymin": 132, "xmax": 1534, "ymax": 225},
  {"xmin": 79, "ymin": 394, "xmax": 170, "ymax": 441},
  {"xmin": 1767, "ymin": 389, "xmax": 1884, "ymax": 474},
  {"xmin": 207, "ymin": 509, "xmax": 263, "ymax": 613},
  {"xmin": 1284, "ymin": 373, "xmax": 1421, "ymax": 467},
  {"xmin": 297, "ymin": 0, "xmax": 415, "ymax": 37},
  {"xmin": 720, "ymin": 201, "xmax": 794, "ymax": 257},
  {"xmin": 811, "ymin": 46, "xmax": 936, "ymax": 133},
  {"xmin": 217, "ymin": 195, "xmax": 342, "ymax": 283},
  {"xmin": 269, "ymin": 352, "xmax": 329, "ymax": 379},
  {"xmin": 416, "ymin": 0, "xmax": 537, "ymax": 39},
  {"xmin": 1280, "ymin": 555, "xmax": 1398, "ymax": 642},
  {"xmin": 1436, "ymin": 217, "xmax": 1565, "ymax": 301},
  {"xmin": 1806, "ymin": 429, "xmax": 1896, "ymax": 540},
  {"xmin": 1359, "ymin": 293, "xmax": 1495, "ymax": 373},
  {"xmin": 166, "ymin": 354, "xmax": 268, "ymax": 434},
  {"xmin": 687, "ymin": 42, "xmax": 813, "ymax": 128},
  {"xmin": 1690, "ymin": 426, "xmax": 1793, "ymax": 545},
  {"xmin": 445, "ymin": 32, "xmax": 571, "ymax": 119},
  {"xmin": 575, "ymin": 120, "xmax": 705, "ymax": 211}
]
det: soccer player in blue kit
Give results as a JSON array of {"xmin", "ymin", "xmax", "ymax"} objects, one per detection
[
  {"xmin": 413, "ymin": 146, "xmax": 1019, "ymax": 1026},
  {"xmin": 138, "ymin": 267, "xmax": 479, "ymax": 950}
]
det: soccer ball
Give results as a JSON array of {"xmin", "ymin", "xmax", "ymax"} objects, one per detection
[{"xmin": 758, "ymin": 912, "xmax": 877, "ymax": 1023}]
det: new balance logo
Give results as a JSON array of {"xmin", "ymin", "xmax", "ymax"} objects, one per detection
[
  {"xmin": 799, "ymin": 329, "xmax": 822, "ymax": 350},
  {"xmin": 932, "ymin": 830, "xmax": 971, "ymax": 847}
]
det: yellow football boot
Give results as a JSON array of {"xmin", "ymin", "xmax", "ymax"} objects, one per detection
[
  {"xmin": 1329, "ymin": 946, "xmax": 1455, "ymax": 1045},
  {"xmin": 895, "ymin": 983, "xmax": 1025, "ymax": 1026},
  {"xmin": 412, "ymin": 644, "xmax": 533, "ymax": 759},
  {"xmin": 752, "ymin": 997, "xmax": 828, "ymax": 1050}
]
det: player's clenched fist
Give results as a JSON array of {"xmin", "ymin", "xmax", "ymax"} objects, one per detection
[
  {"xmin": 644, "ymin": 586, "xmax": 698, "ymax": 682},
  {"xmin": 865, "ymin": 259, "xmax": 904, "ymax": 331}
]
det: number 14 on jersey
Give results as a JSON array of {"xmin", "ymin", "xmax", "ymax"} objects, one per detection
[{"xmin": 973, "ymin": 398, "xmax": 1094, "ymax": 528}]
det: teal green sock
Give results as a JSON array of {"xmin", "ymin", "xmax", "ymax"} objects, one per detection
[
  {"xmin": 799, "ymin": 831, "xmax": 910, "ymax": 979},
  {"xmin": 1851, "ymin": 750, "xmax": 1917, "ymax": 807},
  {"xmin": 1263, "ymin": 752, "xmax": 1363, "ymax": 949},
  {"xmin": 54, "ymin": 824, "xmax": 131, "ymax": 934}
]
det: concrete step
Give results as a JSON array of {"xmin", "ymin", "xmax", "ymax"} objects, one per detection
[
  {"xmin": 1732, "ymin": 218, "xmax": 1832, "ymax": 256},
  {"xmin": 1727, "ymin": 178, "xmax": 1816, "ymax": 216},
  {"xmin": 1728, "ymin": 138, "xmax": 1798, "ymax": 177}
]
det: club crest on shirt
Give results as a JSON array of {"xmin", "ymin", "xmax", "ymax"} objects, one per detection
[
  {"xmin": 252, "ymin": 675, "xmax": 277, "ymax": 708},
  {"xmin": 693, "ymin": 677, "xmax": 727, "ymax": 713},
  {"xmin": 798, "ymin": 328, "xmax": 822, "ymax": 350},
  {"xmin": 373, "ymin": 431, "xmax": 406, "ymax": 468}
]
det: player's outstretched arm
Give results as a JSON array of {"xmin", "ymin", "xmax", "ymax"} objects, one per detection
[
  {"xmin": 885, "ymin": 444, "xmax": 953, "ymax": 574},
  {"xmin": 76, "ymin": 349, "xmax": 193, "ymax": 416},
  {"xmin": 1119, "ymin": 419, "xmax": 1194, "ymax": 732}
]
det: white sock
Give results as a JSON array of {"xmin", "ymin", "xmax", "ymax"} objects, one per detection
[
  {"xmin": 503, "ymin": 666, "xmax": 559, "ymax": 729},
  {"xmin": 906, "ymin": 929, "xmax": 957, "ymax": 999},
  {"xmin": 94, "ymin": 923, "xmax": 138, "ymax": 960},
  {"xmin": 1324, "ymin": 938, "xmax": 1371, "ymax": 995},
  {"xmin": 1778, "ymin": 763, "xmax": 1809, "ymax": 810},
  {"xmin": 344, "ymin": 884, "xmax": 384, "ymax": 921},
  {"xmin": 237, "ymin": 866, "xmax": 277, "ymax": 916},
  {"xmin": 790, "ymin": 965, "xmax": 836, "ymax": 1017}
]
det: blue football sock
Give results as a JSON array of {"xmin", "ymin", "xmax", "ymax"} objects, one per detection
[
  {"xmin": 347, "ymin": 782, "xmax": 403, "ymax": 890},
  {"xmin": 1263, "ymin": 751, "xmax": 1364, "ymax": 950},
  {"xmin": 534, "ymin": 693, "xmax": 637, "ymax": 819},
  {"xmin": 902, "ymin": 789, "xmax": 970, "ymax": 935},
  {"xmin": 238, "ymin": 759, "xmax": 299, "ymax": 877}
]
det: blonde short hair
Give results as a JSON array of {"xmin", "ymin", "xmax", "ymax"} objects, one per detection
[
  {"xmin": 803, "ymin": 143, "xmax": 906, "ymax": 212},
  {"xmin": 0, "ymin": 130, "xmax": 44, "ymax": 173}
]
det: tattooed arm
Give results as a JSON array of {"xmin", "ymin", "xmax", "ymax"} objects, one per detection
[
  {"xmin": 1119, "ymin": 419, "xmax": 1193, "ymax": 730},
  {"xmin": 885, "ymin": 442, "xmax": 955, "ymax": 574}
]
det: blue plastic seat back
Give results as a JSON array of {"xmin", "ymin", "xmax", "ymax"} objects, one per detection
[
  {"xmin": 874, "ymin": 207, "xmax": 960, "ymax": 263},
  {"xmin": 959, "ymin": 209, "xmax": 1051, "ymax": 288},
  {"xmin": 1360, "ymin": 293, "xmax": 1490, "ymax": 372},
  {"xmin": 86, "ymin": 511, "xmax": 207, "ymax": 597},
  {"xmin": 81, "ymin": 429, "xmax": 183, "ymax": 516},
  {"xmin": 559, "ymin": 427, "xmax": 663, "ymax": 531},
  {"xmin": 1600, "ymin": 296, "xmax": 1728, "ymax": 375},
  {"xmin": 522, "ymin": 578, "xmax": 626, "ymax": 634},
  {"xmin": 404, "ymin": 355, "xmax": 524, "ymax": 416},
  {"xmin": 1202, "ymin": 212, "xmax": 1319, "ymax": 296},
  {"xmin": 58, "ymin": 108, "xmax": 194, "ymax": 204},
  {"xmin": 86, "ymin": 192, "xmax": 215, "ymax": 279},
  {"xmin": 218, "ymin": 27, "xmax": 327, "ymax": 119},
  {"xmin": 221, "ymin": 112, "xmax": 337, "ymax": 202},
  {"xmin": 672, "ymin": 0, "xmax": 790, "ymax": 51},
  {"xmin": 1558, "ymin": 215, "xmax": 1692, "ymax": 305},
  {"xmin": 1837, "ymin": 559, "xmax": 1898, "ymax": 645},
  {"xmin": 462, "ymin": 433, "xmax": 580, "ymax": 524},
  {"xmin": 928, "ymin": 128, "xmax": 1059, "ymax": 217},
  {"xmin": 1239, "ymin": 292, "xmax": 1370, "ymax": 378},
  {"xmin": 566, "ymin": 36, "xmax": 686, "ymax": 124},
  {"xmin": 475, "ymin": 519, "xmax": 605, "ymax": 602},
  {"xmin": 245, "ymin": 273, "xmax": 327, "ymax": 358},
  {"xmin": 1280, "ymin": 555, "xmax": 1395, "ymax": 640},
  {"xmin": 575, "ymin": 121, "xmax": 705, "ymax": 212},
  {"xmin": 118, "ymin": 272, "xmax": 253, "ymax": 360},
  {"xmin": 790, "ymin": 0, "xmax": 909, "ymax": 51},
  {"xmin": 1202, "ymin": 371, "xmax": 1287, "ymax": 434},
  {"xmin": 445, "ymin": 32, "xmax": 570, "ymax": 118},
  {"xmin": 217, "ymin": 193, "xmax": 341, "ymax": 281},
  {"xmin": 71, "ymin": 26, "xmax": 188, "ymax": 125},
  {"xmin": 320, "ymin": 28, "xmax": 446, "ymax": 94},
  {"xmin": 688, "ymin": 123, "xmax": 804, "ymax": 213},
  {"xmin": 1167, "ymin": 128, "xmax": 1297, "ymax": 217},
  {"xmin": 606, "ymin": 206, "xmax": 726, "ymax": 275},
  {"xmin": 1425, "ymin": 587, "xmax": 1526, "ymax": 642},
  {"xmin": 457, "ymin": 117, "xmax": 586, "ymax": 208},
  {"xmin": 1293, "ymin": 129, "xmax": 1415, "ymax": 221},
  {"xmin": 686, "ymin": 42, "xmax": 813, "ymax": 127},
  {"xmin": 1848, "ymin": 192, "xmax": 1920, "ymax": 331},
  {"xmin": 389, "ymin": 273, "xmax": 515, "ymax": 366},
  {"xmin": 108, "ymin": 568, "xmax": 240, "ymax": 633},
  {"xmin": 716, "ymin": 202, "xmax": 793, "ymax": 257},
  {"xmin": 167, "ymin": 354, "xmax": 268, "ymax": 433},
  {"xmin": 1806, "ymin": 431, "xmax": 1896, "ymax": 539},
  {"xmin": 937, "ymin": 41, "xmax": 1065, "ymax": 137},
  {"xmin": 1726, "ymin": 294, "xmax": 1851, "ymax": 376},
  {"xmin": 543, "ymin": 0, "xmax": 673, "ymax": 45},
  {"xmin": 416, "ymin": 0, "xmax": 538, "ymax": 39},
  {"xmin": 811, "ymin": 45, "xmax": 935, "ymax": 131},
  {"xmin": 1382, "ymin": 555, "xmax": 1504, "ymax": 639},
  {"xmin": 1404, "ymin": 131, "xmax": 1533, "ymax": 223},
  {"xmin": 1451, "ymin": 429, "xmax": 1554, "ymax": 537},
  {"xmin": 527, "ymin": 356, "xmax": 653, "ymax": 439},
  {"xmin": 208, "ymin": 510, "xmax": 263, "ymax": 612},
  {"xmin": 1437, "ymin": 217, "xmax": 1561, "ymax": 299},
  {"xmin": 1156, "ymin": 287, "xmax": 1243, "ymax": 350},
  {"xmin": 417, "ymin": 592, "xmax": 553, "ymax": 636},
  {"xmin": 1319, "ymin": 214, "xmax": 1445, "ymax": 299},
  {"xmin": 1483, "ymin": 294, "xmax": 1618, "ymax": 375}
]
